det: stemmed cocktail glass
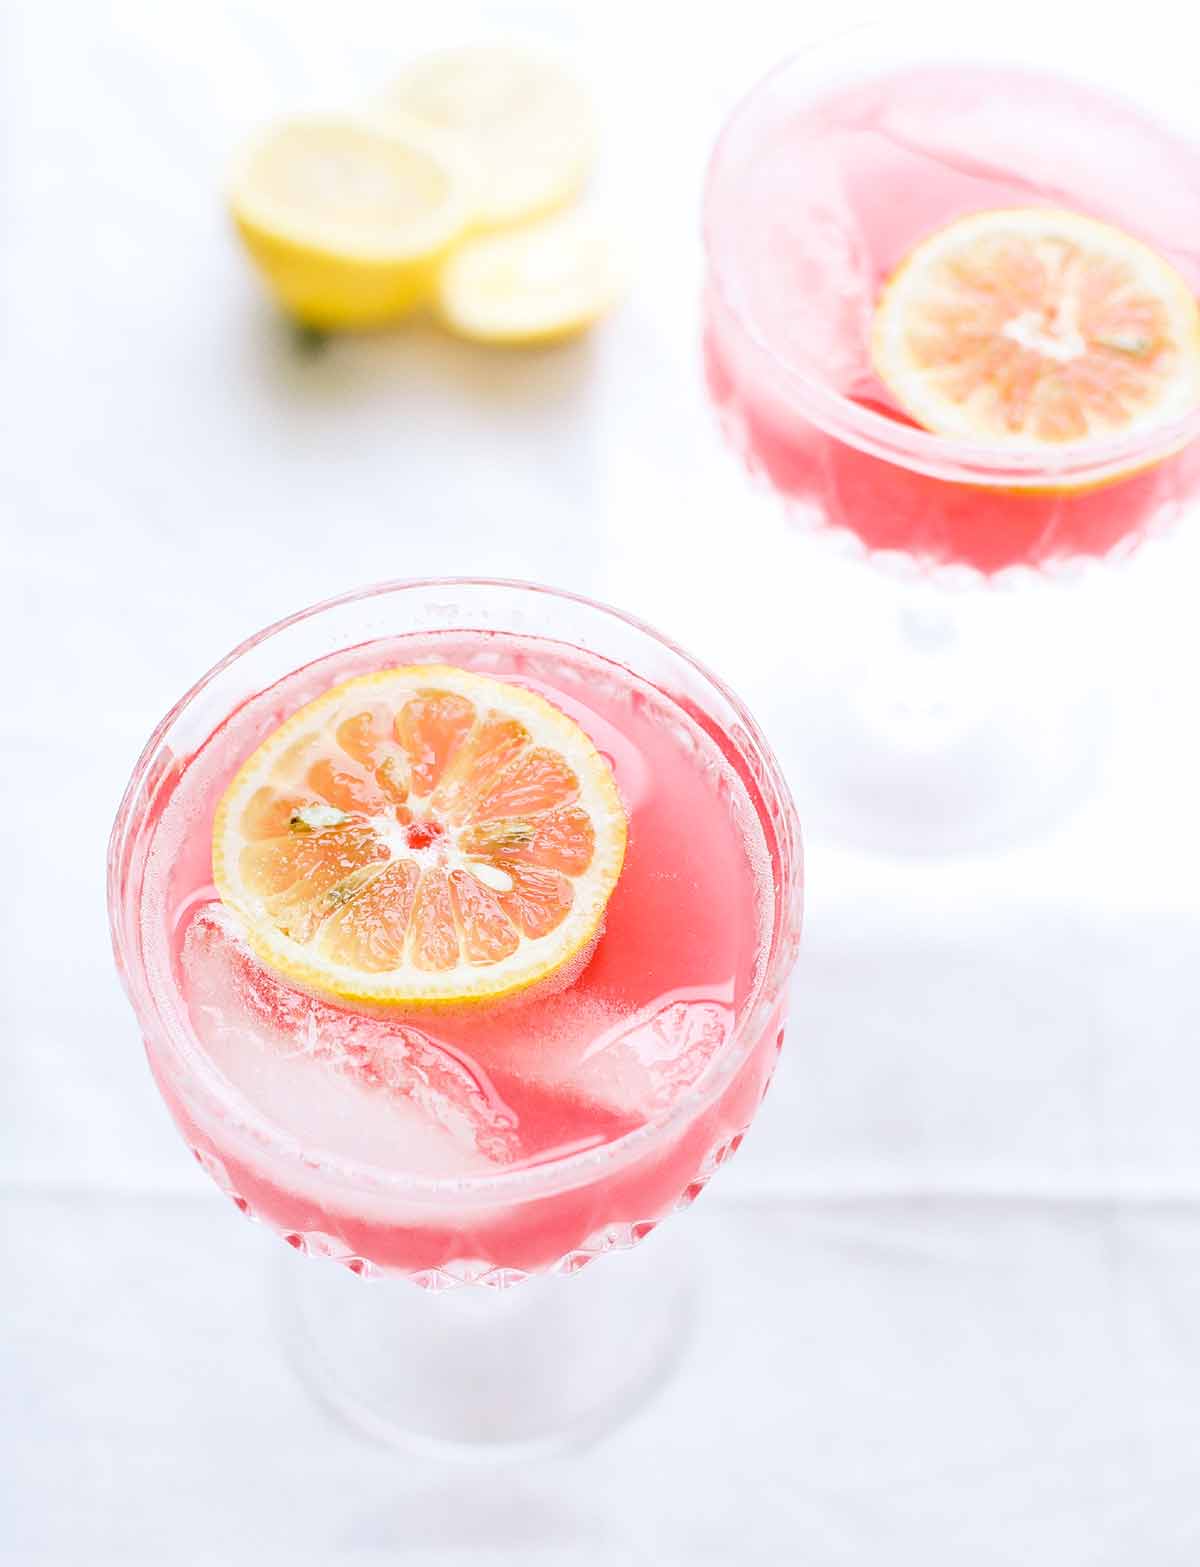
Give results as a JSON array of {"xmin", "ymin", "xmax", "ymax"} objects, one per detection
[
  {"xmin": 108, "ymin": 578, "xmax": 802, "ymax": 1454},
  {"xmin": 702, "ymin": 16, "xmax": 1200, "ymax": 851}
]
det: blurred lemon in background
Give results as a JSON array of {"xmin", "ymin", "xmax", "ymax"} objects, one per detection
[
  {"xmin": 438, "ymin": 210, "xmax": 623, "ymax": 344},
  {"xmin": 230, "ymin": 118, "xmax": 473, "ymax": 329},
  {"xmin": 371, "ymin": 47, "xmax": 595, "ymax": 230},
  {"xmin": 230, "ymin": 47, "xmax": 618, "ymax": 341}
]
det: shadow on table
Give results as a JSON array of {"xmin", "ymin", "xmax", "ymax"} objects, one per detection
[{"xmin": 238, "ymin": 305, "xmax": 600, "ymax": 421}]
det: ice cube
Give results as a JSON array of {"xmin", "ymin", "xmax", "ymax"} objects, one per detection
[
  {"xmin": 477, "ymin": 987, "xmax": 736, "ymax": 1129},
  {"xmin": 869, "ymin": 67, "xmax": 1200, "ymax": 257},
  {"xmin": 739, "ymin": 143, "xmax": 874, "ymax": 392},
  {"xmin": 180, "ymin": 905, "xmax": 518, "ymax": 1176}
]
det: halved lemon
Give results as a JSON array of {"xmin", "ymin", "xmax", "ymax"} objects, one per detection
[
  {"xmin": 437, "ymin": 210, "xmax": 623, "ymax": 344},
  {"xmin": 229, "ymin": 117, "xmax": 474, "ymax": 328},
  {"xmin": 871, "ymin": 208, "xmax": 1200, "ymax": 458},
  {"xmin": 212, "ymin": 666, "xmax": 627, "ymax": 1008},
  {"xmin": 370, "ymin": 46, "xmax": 595, "ymax": 230}
]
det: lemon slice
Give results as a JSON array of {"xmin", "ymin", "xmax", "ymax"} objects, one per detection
[
  {"xmin": 871, "ymin": 208, "xmax": 1200, "ymax": 457},
  {"xmin": 213, "ymin": 666, "xmax": 627, "ymax": 1008},
  {"xmin": 371, "ymin": 46, "xmax": 595, "ymax": 229},
  {"xmin": 437, "ymin": 211, "xmax": 622, "ymax": 344},
  {"xmin": 229, "ymin": 118, "xmax": 473, "ymax": 328}
]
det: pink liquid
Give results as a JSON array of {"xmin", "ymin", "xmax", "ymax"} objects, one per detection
[
  {"xmin": 138, "ymin": 630, "xmax": 785, "ymax": 1279},
  {"xmin": 704, "ymin": 63, "xmax": 1200, "ymax": 572}
]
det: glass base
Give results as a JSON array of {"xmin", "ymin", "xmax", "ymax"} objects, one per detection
[
  {"xmin": 755, "ymin": 558, "xmax": 1111, "ymax": 856},
  {"xmin": 279, "ymin": 1225, "xmax": 697, "ymax": 1460}
]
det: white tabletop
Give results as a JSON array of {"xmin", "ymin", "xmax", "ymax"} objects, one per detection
[{"xmin": 6, "ymin": 0, "xmax": 1200, "ymax": 1561}]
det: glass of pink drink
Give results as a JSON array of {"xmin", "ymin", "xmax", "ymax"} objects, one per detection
[
  {"xmin": 702, "ymin": 19, "xmax": 1200, "ymax": 850},
  {"xmin": 108, "ymin": 579, "xmax": 802, "ymax": 1454}
]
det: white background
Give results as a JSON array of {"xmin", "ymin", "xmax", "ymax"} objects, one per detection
[{"xmin": 6, "ymin": 0, "xmax": 1200, "ymax": 1561}]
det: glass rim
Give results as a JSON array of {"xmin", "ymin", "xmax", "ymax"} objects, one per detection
[
  {"xmin": 701, "ymin": 35, "xmax": 1200, "ymax": 488},
  {"xmin": 108, "ymin": 576, "xmax": 804, "ymax": 1208}
]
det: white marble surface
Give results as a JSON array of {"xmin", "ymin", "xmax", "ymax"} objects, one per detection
[{"xmin": 6, "ymin": 0, "xmax": 1200, "ymax": 1561}]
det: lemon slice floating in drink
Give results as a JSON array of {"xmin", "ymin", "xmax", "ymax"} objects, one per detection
[
  {"xmin": 230, "ymin": 118, "xmax": 473, "ymax": 328},
  {"xmin": 871, "ymin": 208, "xmax": 1200, "ymax": 463},
  {"xmin": 438, "ymin": 210, "xmax": 623, "ymax": 344},
  {"xmin": 371, "ymin": 46, "xmax": 595, "ymax": 229},
  {"xmin": 213, "ymin": 667, "xmax": 627, "ymax": 1008}
]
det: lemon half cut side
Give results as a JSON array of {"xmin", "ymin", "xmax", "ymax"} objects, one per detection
[
  {"xmin": 230, "ymin": 117, "xmax": 474, "ymax": 328},
  {"xmin": 371, "ymin": 46, "xmax": 596, "ymax": 230}
]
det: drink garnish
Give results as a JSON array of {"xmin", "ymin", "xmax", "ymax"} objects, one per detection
[
  {"xmin": 871, "ymin": 207, "xmax": 1200, "ymax": 463},
  {"xmin": 213, "ymin": 665, "xmax": 627, "ymax": 1007}
]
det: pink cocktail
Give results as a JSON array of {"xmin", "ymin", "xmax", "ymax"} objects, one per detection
[
  {"xmin": 108, "ymin": 579, "xmax": 802, "ymax": 1450},
  {"xmin": 704, "ymin": 54, "xmax": 1200, "ymax": 573},
  {"xmin": 700, "ymin": 25, "xmax": 1200, "ymax": 852}
]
